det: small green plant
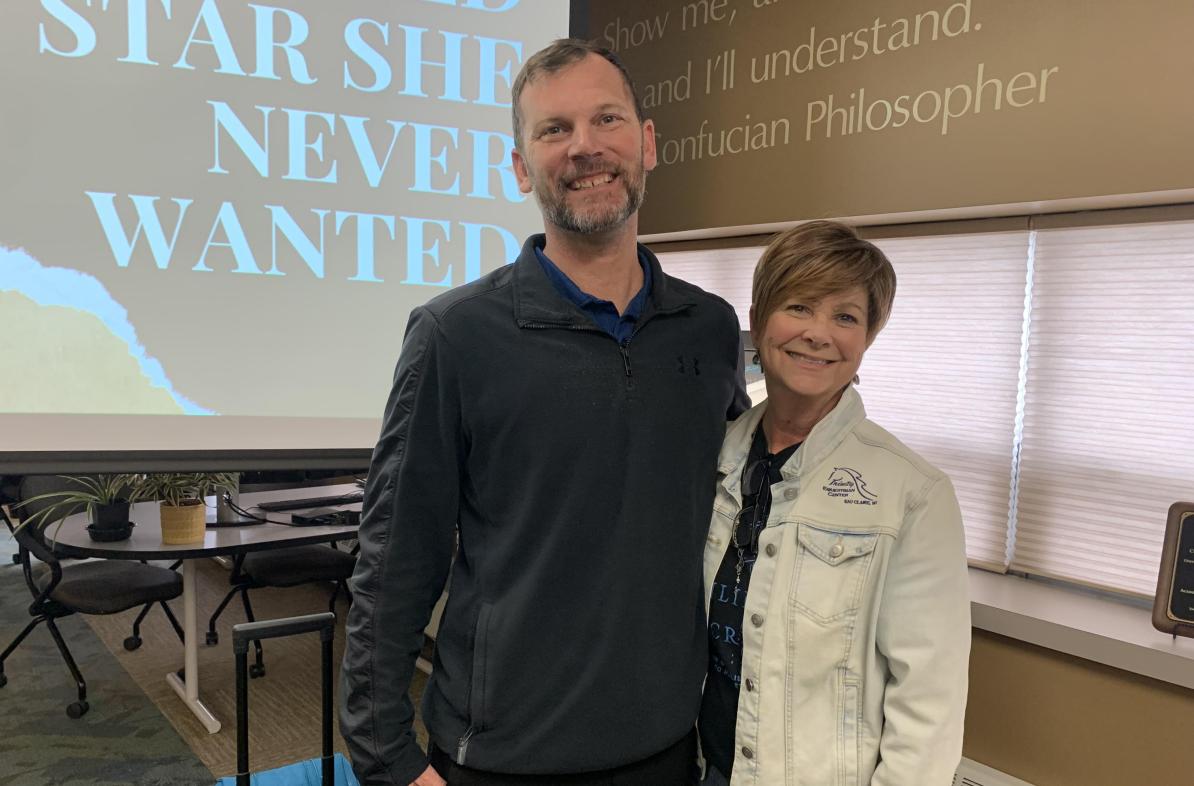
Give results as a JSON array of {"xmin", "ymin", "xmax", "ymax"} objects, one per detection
[
  {"xmin": 12, "ymin": 474, "xmax": 146, "ymax": 535},
  {"xmin": 138, "ymin": 472, "xmax": 240, "ymax": 508}
]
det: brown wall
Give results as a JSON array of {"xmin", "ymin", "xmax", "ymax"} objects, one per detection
[
  {"xmin": 965, "ymin": 630, "xmax": 1194, "ymax": 786},
  {"xmin": 574, "ymin": 0, "xmax": 1194, "ymax": 235}
]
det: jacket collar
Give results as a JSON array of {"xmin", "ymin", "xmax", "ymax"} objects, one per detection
[
  {"xmin": 717, "ymin": 386, "xmax": 867, "ymax": 495},
  {"xmin": 513, "ymin": 234, "xmax": 695, "ymax": 327}
]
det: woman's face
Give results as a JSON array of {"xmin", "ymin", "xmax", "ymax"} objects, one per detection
[{"xmin": 754, "ymin": 286, "xmax": 871, "ymax": 413}]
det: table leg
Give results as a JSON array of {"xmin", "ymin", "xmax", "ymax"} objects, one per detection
[{"xmin": 165, "ymin": 559, "xmax": 221, "ymax": 734}]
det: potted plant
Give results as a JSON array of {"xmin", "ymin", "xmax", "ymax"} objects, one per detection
[
  {"xmin": 13, "ymin": 474, "xmax": 146, "ymax": 542},
  {"xmin": 138, "ymin": 472, "xmax": 240, "ymax": 544}
]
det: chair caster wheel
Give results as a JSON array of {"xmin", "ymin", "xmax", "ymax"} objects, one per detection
[
  {"xmin": 67, "ymin": 701, "xmax": 89, "ymax": 719},
  {"xmin": 206, "ymin": 631, "xmax": 219, "ymax": 646},
  {"xmin": 249, "ymin": 664, "xmax": 266, "ymax": 679},
  {"xmin": 123, "ymin": 636, "xmax": 142, "ymax": 651}
]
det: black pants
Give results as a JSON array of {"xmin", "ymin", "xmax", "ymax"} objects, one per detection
[{"xmin": 428, "ymin": 729, "xmax": 697, "ymax": 786}]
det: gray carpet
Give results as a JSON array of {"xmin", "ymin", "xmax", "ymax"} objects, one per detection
[
  {"xmin": 0, "ymin": 561, "xmax": 214, "ymax": 785},
  {"xmin": 83, "ymin": 557, "xmax": 374, "ymax": 778}
]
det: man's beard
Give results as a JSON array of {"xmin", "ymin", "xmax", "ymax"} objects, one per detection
[{"xmin": 533, "ymin": 158, "xmax": 647, "ymax": 235}]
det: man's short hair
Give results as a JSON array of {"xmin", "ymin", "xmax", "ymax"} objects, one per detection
[
  {"xmin": 752, "ymin": 221, "xmax": 897, "ymax": 342},
  {"xmin": 511, "ymin": 38, "xmax": 646, "ymax": 150}
]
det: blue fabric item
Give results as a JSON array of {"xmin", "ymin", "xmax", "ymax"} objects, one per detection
[
  {"xmin": 214, "ymin": 752, "xmax": 360, "ymax": 785},
  {"xmin": 534, "ymin": 244, "xmax": 652, "ymax": 344}
]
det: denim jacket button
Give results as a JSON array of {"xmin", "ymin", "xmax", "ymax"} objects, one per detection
[
  {"xmin": 741, "ymin": 746, "xmax": 754, "ymax": 760},
  {"xmin": 764, "ymin": 543, "xmax": 777, "ymax": 557},
  {"xmin": 750, "ymin": 613, "xmax": 764, "ymax": 627},
  {"xmin": 745, "ymin": 678, "xmax": 755, "ymax": 692},
  {"xmin": 783, "ymin": 488, "xmax": 797, "ymax": 500},
  {"xmin": 829, "ymin": 543, "xmax": 844, "ymax": 558}
]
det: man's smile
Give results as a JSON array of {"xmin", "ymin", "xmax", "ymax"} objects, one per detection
[{"xmin": 567, "ymin": 172, "xmax": 618, "ymax": 190}]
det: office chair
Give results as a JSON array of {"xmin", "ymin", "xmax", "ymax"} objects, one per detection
[
  {"xmin": 205, "ymin": 543, "xmax": 356, "ymax": 678},
  {"xmin": 15, "ymin": 475, "xmax": 183, "ymax": 651},
  {"xmin": 1, "ymin": 475, "xmax": 20, "ymax": 564},
  {"xmin": 0, "ymin": 506, "xmax": 185, "ymax": 718}
]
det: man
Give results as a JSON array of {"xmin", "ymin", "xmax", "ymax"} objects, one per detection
[{"xmin": 341, "ymin": 39, "xmax": 749, "ymax": 786}]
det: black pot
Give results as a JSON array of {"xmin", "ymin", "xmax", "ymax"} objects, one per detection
[{"xmin": 88, "ymin": 502, "xmax": 133, "ymax": 541}]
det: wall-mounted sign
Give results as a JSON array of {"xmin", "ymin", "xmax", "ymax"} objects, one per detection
[
  {"xmin": 1152, "ymin": 502, "xmax": 1194, "ymax": 638},
  {"xmin": 572, "ymin": 0, "xmax": 1194, "ymax": 236}
]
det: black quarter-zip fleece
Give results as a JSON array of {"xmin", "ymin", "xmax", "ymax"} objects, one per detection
[{"xmin": 341, "ymin": 234, "xmax": 749, "ymax": 784}]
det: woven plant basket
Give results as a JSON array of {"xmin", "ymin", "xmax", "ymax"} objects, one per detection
[{"xmin": 159, "ymin": 500, "xmax": 206, "ymax": 544}]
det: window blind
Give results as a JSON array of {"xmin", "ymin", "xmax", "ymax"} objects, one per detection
[
  {"xmin": 656, "ymin": 231, "xmax": 1027, "ymax": 571},
  {"xmin": 1012, "ymin": 221, "xmax": 1194, "ymax": 596},
  {"xmin": 863, "ymin": 232, "xmax": 1026, "ymax": 571},
  {"xmin": 653, "ymin": 245, "xmax": 762, "ymax": 329}
]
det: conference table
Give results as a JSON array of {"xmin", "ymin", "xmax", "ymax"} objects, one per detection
[{"xmin": 50, "ymin": 486, "xmax": 360, "ymax": 734}]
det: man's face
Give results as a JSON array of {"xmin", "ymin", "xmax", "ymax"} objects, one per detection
[{"xmin": 512, "ymin": 54, "xmax": 657, "ymax": 236}]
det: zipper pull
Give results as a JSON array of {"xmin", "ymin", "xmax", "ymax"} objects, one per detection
[
  {"xmin": 619, "ymin": 344, "xmax": 632, "ymax": 376},
  {"xmin": 456, "ymin": 727, "xmax": 476, "ymax": 765}
]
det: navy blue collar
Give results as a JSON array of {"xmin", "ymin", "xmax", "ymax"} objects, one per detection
[
  {"xmin": 534, "ymin": 245, "xmax": 652, "ymax": 342},
  {"xmin": 512, "ymin": 234, "xmax": 695, "ymax": 331},
  {"xmin": 534, "ymin": 246, "xmax": 652, "ymax": 315}
]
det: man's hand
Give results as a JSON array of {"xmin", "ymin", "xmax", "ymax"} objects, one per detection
[{"xmin": 410, "ymin": 764, "xmax": 447, "ymax": 786}]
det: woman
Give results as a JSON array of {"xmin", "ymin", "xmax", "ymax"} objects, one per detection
[{"xmin": 698, "ymin": 221, "xmax": 970, "ymax": 785}]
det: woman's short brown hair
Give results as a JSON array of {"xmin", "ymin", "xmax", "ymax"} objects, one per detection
[{"xmin": 752, "ymin": 221, "xmax": 896, "ymax": 342}]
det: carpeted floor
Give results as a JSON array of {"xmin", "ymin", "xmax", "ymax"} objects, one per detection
[
  {"xmin": 0, "ymin": 548, "xmax": 430, "ymax": 785},
  {"xmin": 82, "ymin": 557, "xmax": 430, "ymax": 780},
  {"xmin": 0, "ymin": 561, "xmax": 213, "ymax": 786}
]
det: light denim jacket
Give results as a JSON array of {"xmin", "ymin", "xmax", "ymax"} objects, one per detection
[{"xmin": 703, "ymin": 387, "xmax": 970, "ymax": 786}]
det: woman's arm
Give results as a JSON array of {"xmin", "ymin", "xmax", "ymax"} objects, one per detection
[{"xmin": 872, "ymin": 475, "xmax": 971, "ymax": 786}]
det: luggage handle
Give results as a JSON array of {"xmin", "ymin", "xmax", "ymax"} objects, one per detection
[
  {"xmin": 233, "ymin": 612, "xmax": 336, "ymax": 649},
  {"xmin": 233, "ymin": 612, "xmax": 337, "ymax": 786}
]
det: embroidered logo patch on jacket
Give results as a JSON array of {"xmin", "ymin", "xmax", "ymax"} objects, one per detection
[{"xmin": 822, "ymin": 467, "xmax": 878, "ymax": 506}]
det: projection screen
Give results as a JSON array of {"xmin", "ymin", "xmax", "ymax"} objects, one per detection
[{"xmin": 0, "ymin": 0, "xmax": 569, "ymax": 472}]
